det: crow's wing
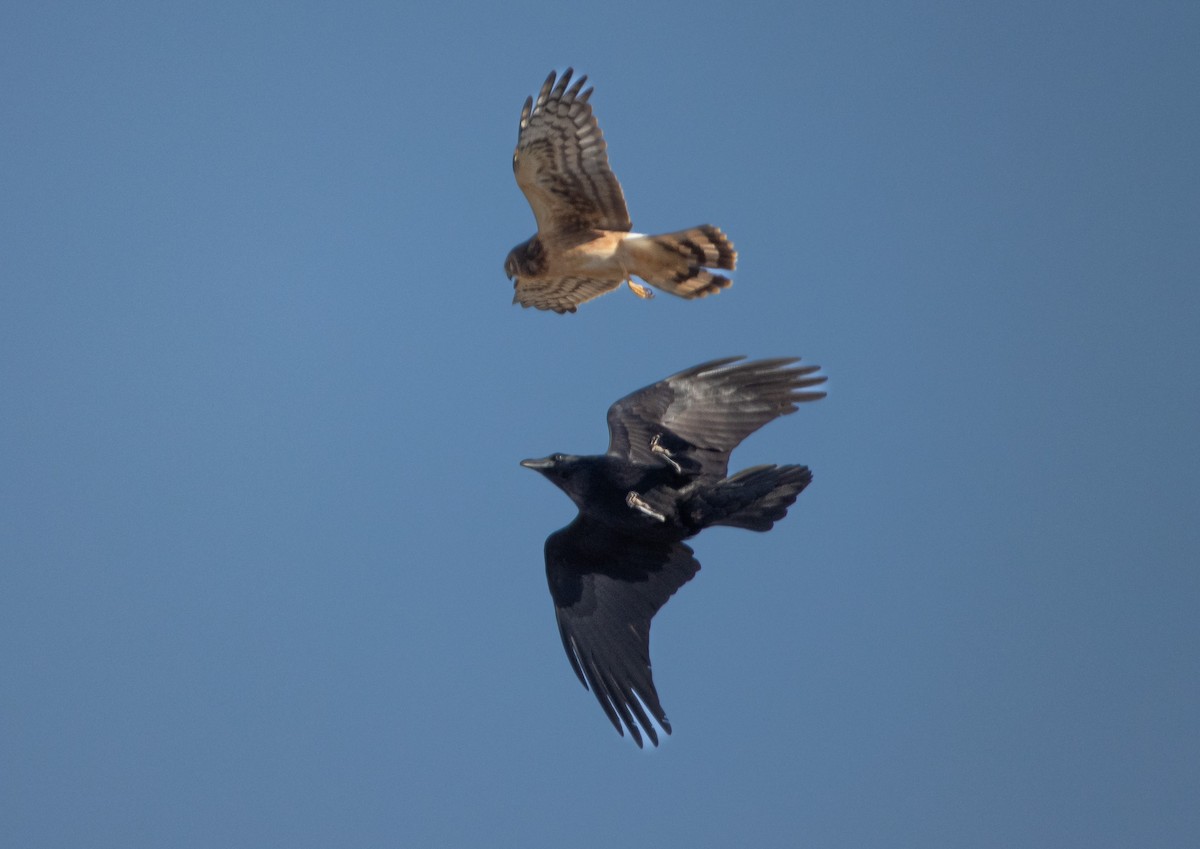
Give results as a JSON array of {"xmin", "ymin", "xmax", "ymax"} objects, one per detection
[
  {"xmin": 545, "ymin": 516, "xmax": 700, "ymax": 747},
  {"xmin": 514, "ymin": 68, "xmax": 632, "ymax": 240},
  {"xmin": 606, "ymin": 357, "xmax": 827, "ymax": 477}
]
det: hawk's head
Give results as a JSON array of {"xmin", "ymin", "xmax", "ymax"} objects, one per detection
[{"xmin": 504, "ymin": 236, "xmax": 545, "ymax": 281}]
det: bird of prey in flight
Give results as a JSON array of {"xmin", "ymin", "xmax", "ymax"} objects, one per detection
[
  {"xmin": 506, "ymin": 68, "xmax": 737, "ymax": 314},
  {"xmin": 520, "ymin": 357, "xmax": 826, "ymax": 746}
]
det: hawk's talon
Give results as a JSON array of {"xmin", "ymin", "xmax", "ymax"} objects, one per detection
[
  {"xmin": 627, "ymin": 279, "xmax": 654, "ymax": 300},
  {"xmin": 650, "ymin": 433, "xmax": 682, "ymax": 473},
  {"xmin": 626, "ymin": 491, "xmax": 666, "ymax": 522}
]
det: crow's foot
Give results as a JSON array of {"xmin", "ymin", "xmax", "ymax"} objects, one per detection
[
  {"xmin": 626, "ymin": 491, "xmax": 666, "ymax": 522},
  {"xmin": 650, "ymin": 433, "xmax": 681, "ymax": 473}
]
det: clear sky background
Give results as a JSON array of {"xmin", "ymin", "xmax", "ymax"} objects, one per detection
[{"xmin": 3, "ymin": 2, "xmax": 1198, "ymax": 847}]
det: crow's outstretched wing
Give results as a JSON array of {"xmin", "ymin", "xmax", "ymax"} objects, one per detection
[
  {"xmin": 606, "ymin": 357, "xmax": 827, "ymax": 477},
  {"xmin": 545, "ymin": 516, "xmax": 701, "ymax": 747}
]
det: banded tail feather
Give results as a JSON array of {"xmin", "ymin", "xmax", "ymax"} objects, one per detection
[{"xmin": 622, "ymin": 225, "xmax": 737, "ymax": 299}]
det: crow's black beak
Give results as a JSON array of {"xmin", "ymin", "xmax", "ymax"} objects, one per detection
[{"xmin": 520, "ymin": 457, "xmax": 554, "ymax": 471}]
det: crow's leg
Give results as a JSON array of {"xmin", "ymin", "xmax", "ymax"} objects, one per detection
[
  {"xmin": 626, "ymin": 491, "xmax": 666, "ymax": 522},
  {"xmin": 650, "ymin": 433, "xmax": 681, "ymax": 473}
]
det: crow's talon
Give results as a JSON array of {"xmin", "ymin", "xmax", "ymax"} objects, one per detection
[
  {"xmin": 650, "ymin": 433, "xmax": 682, "ymax": 473},
  {"xmin": 626, "ymin": 491, "xmax": 666, "ymax": 522}
]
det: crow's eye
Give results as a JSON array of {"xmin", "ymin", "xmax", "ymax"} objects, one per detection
[{"xmin": 552, "ymin": 453, "xmax": 565, "ymax": 463}]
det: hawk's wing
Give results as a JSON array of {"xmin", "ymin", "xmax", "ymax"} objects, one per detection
[
  {"xmin": 607, "ymin": 357, "xmax": 827, "ymax": 477},
  {"xmin": 513, "ymin": 274, "xmax": 624, "ymax": 314},
  {"xmin": 514, "ymin": 69, "xmax": 632, "ymax": 239},
  {"xmin": 545, "ymin": 516, "xmax": 700, "ymax": 748}
]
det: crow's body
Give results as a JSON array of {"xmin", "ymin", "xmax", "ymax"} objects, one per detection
[{"xmin": 521, "ymin": 357, "xmax": 826, "ymax": 746}]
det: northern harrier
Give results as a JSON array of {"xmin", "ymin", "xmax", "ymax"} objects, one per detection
[
  {"xmin": 506, "ymin": 69, "xmax": 737, "ymax": 314},
  {"xmin": 520, "ymin": 357, "xmax": 827, "ymax": 746}
]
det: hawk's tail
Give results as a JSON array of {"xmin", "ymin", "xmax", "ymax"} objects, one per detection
[
  {"xmin": 701, "ymin": 465, "xmax": 812, "ymax": 532},
  {"xmin": 623, "ymin": 225, "xmax": 737, "ymax": 299}
]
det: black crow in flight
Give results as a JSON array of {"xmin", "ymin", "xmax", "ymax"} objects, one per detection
[{"xmin": 520, "ymin": 356, "xmax": 827, "ymax": 746}]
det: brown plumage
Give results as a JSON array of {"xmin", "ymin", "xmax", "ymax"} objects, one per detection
[{"xmin": 506, "ymin": 69, "xmax": 737, "ymax": 314}]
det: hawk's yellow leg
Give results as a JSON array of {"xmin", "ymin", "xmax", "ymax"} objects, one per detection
[{"xmin": 626, "ymin": 279, "xmax": 654, "ymax": 300}]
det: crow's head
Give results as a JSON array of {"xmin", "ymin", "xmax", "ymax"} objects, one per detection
[
  {"xmin": 520, "ymin": 453, "xmax": 595, "ymax": 505},
  {"xmin": 520, "ymin": 453, "xmax": 577, "ymax": 480}
]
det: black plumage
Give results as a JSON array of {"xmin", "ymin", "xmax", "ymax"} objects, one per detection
[{"xmin": 521, "ymin": 357, "xmax": 827, "ymax": 746}]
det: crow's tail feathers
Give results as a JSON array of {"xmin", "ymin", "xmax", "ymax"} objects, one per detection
[{"xmin": 704, "ymin": 465, "xmax": 813, "ymax": 532}]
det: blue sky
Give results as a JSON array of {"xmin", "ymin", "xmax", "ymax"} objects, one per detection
[{"xmin": 3, "ymin": 2, "xmax": 1198, "ymax": 846}]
